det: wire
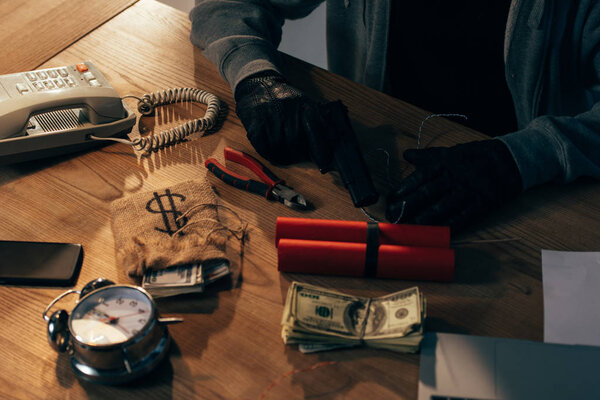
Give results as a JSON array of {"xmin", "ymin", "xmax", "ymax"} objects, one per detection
[
  {"xmin": 361, "ymin": 113, "xmax": 468, "ymax": 223},
  {"xmin": 416, "ymin": 113, "xmax": 467, "ymax": 149},
  {"xmin": 90, "ymin": 87, "xmax": 221, "ymax": 152},
  {"xmin": 451, "ymin": 237, "xmax": 521, "ymax": 245}
]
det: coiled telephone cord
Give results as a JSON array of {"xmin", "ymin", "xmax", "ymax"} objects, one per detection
[{"xmin": 91, "ymin": 87, "xmax": 221, "ymax": 152}]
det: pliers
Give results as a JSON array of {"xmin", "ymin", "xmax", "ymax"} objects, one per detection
[{"xmin": 205, "ymin": 147, "xmax": 309, "ymax": 211}]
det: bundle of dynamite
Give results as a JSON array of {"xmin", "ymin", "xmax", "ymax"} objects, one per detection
[{"xmin": 276, "ymin": 217, "xmax": 454, "ymax": 282}]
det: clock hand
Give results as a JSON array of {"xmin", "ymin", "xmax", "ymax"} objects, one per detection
[
  {"xmin": 110, "ymin": 311, "xmax": 147, "ymax": 320},
  {"xmin": 117, "ymin": 323, "xmax": 130, "ymax": 334},
  {"xmin": 99, "ymin": 310, "xmax": 147, "ymax": 324},
  {"xmin": 94, "ymin": 310, "xmax": 115, "ymax": 321},
  {"xmin": 97, "ymin": 315, "xmax": 131, "ymax": 334}
]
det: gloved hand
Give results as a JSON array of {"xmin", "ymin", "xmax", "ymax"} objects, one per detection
[
  {"xmin": 385, "ymin": 139, "xmax": 522, "ymax": 232},
  {"xmin": 234, "ymin": 71, "xmax": 333, "ymax": 170}
]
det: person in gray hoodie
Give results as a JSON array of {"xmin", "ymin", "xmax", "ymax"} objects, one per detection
[{"xmin": 190, "ymin": 0, "xmax": 600, "ymax": 231}]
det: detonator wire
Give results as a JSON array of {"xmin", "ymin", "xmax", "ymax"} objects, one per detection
[{"xmin": 360, "ymin": 113, "xmax": 468, "ymax": 223}]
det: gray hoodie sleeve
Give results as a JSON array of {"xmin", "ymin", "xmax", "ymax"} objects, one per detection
[
  {"xmin": 499, "ymin": 110, "xmax": 600, "ymax": 190},
  {"xmin": 498, "ymin": 0, "xmax": 600, "ymax": 190},
  {"xmin": 189, "ymin": 0, "xmax": 323, "ymax": 92}
]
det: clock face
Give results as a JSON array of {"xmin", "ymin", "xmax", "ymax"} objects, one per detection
[{"xmin": 69, "ymin": 286, "xmax": 154, "ymax": 346}]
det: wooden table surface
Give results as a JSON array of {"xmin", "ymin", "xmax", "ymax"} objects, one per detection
[
  {"xmin": 0, "ymin": 0, "xmax": 599, "ymax": 399},
  {"xmin": 0, "ymin": 0, "xmax": 137, "ymax": 74}
]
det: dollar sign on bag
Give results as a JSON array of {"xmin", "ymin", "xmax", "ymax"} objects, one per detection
[{"xmin": 145, "ymin": 189, "xmax": 187, "ymax": 235}]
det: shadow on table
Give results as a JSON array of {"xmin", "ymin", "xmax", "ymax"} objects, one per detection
[
  {"xmin": 53, "ymin": 341, "xmax": 177, "ymax": 399},
  {"xmin": 272, "ymin": 346, "xmax": 420, "ymax": 399},
  {"xmin": 132, "ymin": 99, "xmax": 230, "ymax": 175}
]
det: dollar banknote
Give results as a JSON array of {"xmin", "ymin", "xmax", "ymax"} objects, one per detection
[
  {"xmin": 142, "ymin": 259, "xmax": 230, "ymax": 298},
  {"xmin": 298, "ymin": 342, "xmax": 359, "ymax": 354},
  {"xmin": 143, "ymin": 264, "xmax": 200, "ymax": 287},
  {"xmin": 281, "ymin": 282, "xmax": 426, "ymax": 353}
]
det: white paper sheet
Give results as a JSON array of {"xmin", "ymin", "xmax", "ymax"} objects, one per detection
[
  {"xmin": 541, "ymin": 250, "xmax": 600, "ymax": 346},
  {"xmin": 418, "ymin": 332, "xmax": 600, "ymax": 400}
]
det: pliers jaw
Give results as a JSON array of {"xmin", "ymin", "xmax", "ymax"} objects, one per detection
[
  {"xmin": 205, "ymin": 147, "xmax": 311, "ymax": 211},
  {"xmin": 270, "ymin": 184, "xmax": 309, "ymax": 211}
]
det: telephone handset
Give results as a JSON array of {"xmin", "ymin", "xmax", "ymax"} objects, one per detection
[
  {"xmin": 0, "ymin": 61, "xmax": 221, "ymax": 165},
  {"xmin": 0, "ymin": 86, "xmax": 128, "ymax": 137}
]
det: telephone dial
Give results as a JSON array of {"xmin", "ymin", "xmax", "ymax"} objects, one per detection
[{"xmin": 0, "ymin": 61, "xmax": 221, "ymax": 165}]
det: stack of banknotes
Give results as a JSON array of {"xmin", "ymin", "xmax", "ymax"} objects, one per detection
[
  {"xmin": 281, "ymin": 281, "xmax": 426, "ymax": 353},
  {"xmin": 142, "ymin": 259, "xmax": 230, "ymax": 298}
]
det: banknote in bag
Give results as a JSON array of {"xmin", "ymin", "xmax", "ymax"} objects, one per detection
[{"xmin": 142, "ymin": 259, "xmax": 230, "ymax": 298}]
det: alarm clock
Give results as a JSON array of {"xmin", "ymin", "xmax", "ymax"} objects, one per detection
[{"xmin": 43, "ymin": 278, "xmax": 182, "ymax": 384}]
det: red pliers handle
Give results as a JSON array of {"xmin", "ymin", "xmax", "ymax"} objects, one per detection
[{"xmin": 205, "ymin": 147, "xmax": 309, "ymax": 210}]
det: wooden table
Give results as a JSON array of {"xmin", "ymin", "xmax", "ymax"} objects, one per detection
[
  {"xmin": 0, "ymin": 0, "xmax": 598, "ymax": 398},
  {"xmin": 0, "ymin": 0, "xmax": 137, "ymax": 74}
]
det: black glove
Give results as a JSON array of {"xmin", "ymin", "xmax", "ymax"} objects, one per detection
[
  {"xmin": 234, "ymin": 71, "xmax": 333, "ymax": 170},
  {"xmin": 386, "ymin": 139, "xmax": 522, "ymax": 232}
]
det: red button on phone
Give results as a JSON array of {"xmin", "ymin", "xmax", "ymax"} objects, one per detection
[{"xmin": 76, "ymin": 63, "xmax": 88, "ymax": 72}]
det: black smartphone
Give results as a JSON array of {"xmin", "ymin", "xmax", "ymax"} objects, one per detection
[{"xmin": 0, "ymin": 240, "xmax": 83, "ymax": 286}]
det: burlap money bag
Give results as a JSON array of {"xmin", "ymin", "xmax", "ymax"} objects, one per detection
[{"xmin": 110, "ymin": 179, "xmax": 228, "ymax": 278}]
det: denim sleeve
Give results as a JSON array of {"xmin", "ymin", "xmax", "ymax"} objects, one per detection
[{"xmin": 189, "ymin": 0, "xmax": 323, "ymax": 92}]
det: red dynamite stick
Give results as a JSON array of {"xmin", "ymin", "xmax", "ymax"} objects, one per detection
[
  {"xmin": 277, "ymin": 238, "xmax": 454, "ymax": 282},
  {"xmin": 275, "ymin": 217, "xmax": 450, "ymax": 248}
]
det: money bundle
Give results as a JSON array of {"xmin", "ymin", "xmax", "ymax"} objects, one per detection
[
  {"xmin": 281, "ymin": 282, "xmax": 426, "ymax": 353},
  {"xmin": 142, "ymin": 259, "xmax": 230, "ymax": 298}
]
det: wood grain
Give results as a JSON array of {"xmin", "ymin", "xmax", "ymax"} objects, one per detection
[
  {"xmin": 0, "ymin": 0, "xmax": 138, "ymax": 74},
  {"xmin": 0, "ymin": 0, "xmax": 598, "ymax": 399}
]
